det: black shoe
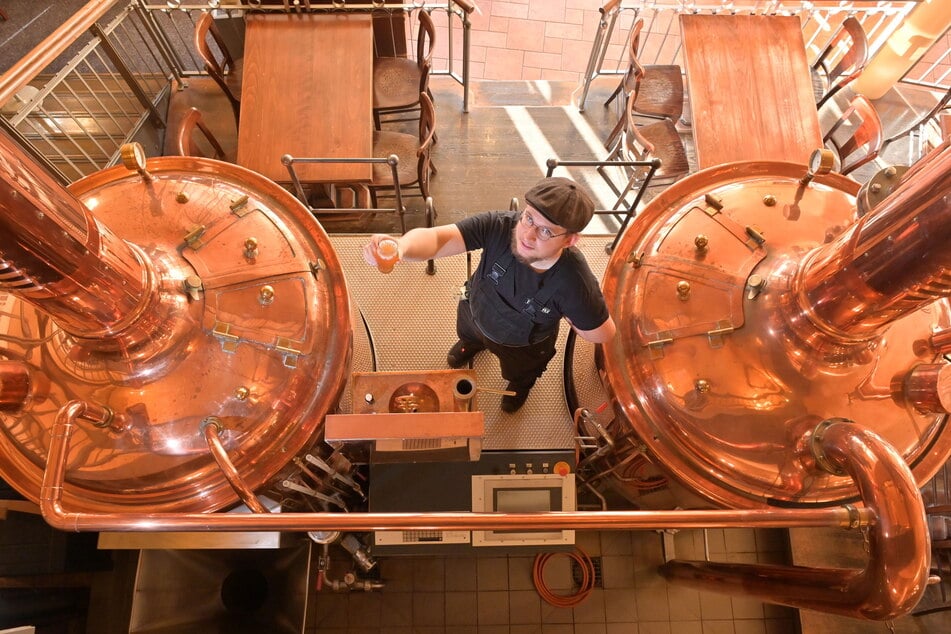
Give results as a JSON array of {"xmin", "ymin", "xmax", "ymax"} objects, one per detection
[
  {"xmin": 501, "ymin": 380, "xmax": 533, "ymax": 413},
  {"xmin": 447, "ymin": 339, "xmax": 484, "ymax": 368}
]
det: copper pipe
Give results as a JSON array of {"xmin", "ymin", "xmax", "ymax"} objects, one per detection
[
  {"xmin": 201, "ymin": 418, "xmax": 269, "ymax": 515},
  {"xmin": 796, "ymin": 141, "xmax": 951, "ymax": 339},
  {"xmin": 659, "ymin": 420, "xmax": 929, "ymax": 621},
  {"xmin": 42, "ymin": 406, "xmax": 872, "ymax": 532},
  {"xmin": 0, "ymin": 362, "xmax": 31, "ymax": 413},
  {"xmin": 0, "ymin": 130, "xmax": 156, "ymax": 346}
]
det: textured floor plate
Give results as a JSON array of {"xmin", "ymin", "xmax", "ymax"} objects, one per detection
[{"xmin": 329, "ymin": 234, "xmax": 614, "ymax": 451}]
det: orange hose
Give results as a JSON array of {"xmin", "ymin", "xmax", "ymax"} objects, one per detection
[{"xmin": 532, "ymin": 548, "xmax": 596, "ymax": 608}]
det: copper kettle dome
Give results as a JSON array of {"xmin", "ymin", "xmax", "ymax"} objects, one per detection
[{"xmin": 0, "ymin": 132, "xmax": 351, "ymax": 513}]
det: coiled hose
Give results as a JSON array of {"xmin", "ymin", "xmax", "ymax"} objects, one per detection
[{"xmin": 532, "ymin": 547, "xmax": 596, "ymax": 608}]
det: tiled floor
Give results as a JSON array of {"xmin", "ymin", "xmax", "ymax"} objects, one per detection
[{"xmin": 310, "ymin": 528, "xmax": 798, "ymax": 634}]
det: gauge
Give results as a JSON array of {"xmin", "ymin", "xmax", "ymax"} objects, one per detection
[{"xmin": 120, "ymin": 142, "xmax": 147, "ymax": 172}]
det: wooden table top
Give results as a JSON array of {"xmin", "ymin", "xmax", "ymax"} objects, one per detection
[
  {"xmin": 237, "ymin": 13, "xmax": 373, "ymax": 183},
  {"xmin": 679, "ymin": 14, "xmax": 823, "ymax": 169}
]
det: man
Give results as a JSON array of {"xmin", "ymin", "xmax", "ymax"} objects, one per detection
[{"xmin": 363, "ymin": 177, "xmax": 616, "ymax": 413}]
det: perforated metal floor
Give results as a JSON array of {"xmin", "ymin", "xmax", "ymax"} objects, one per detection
[{"xmin": 329, "ymin": 234, "xmax": 615, "ymax": 451}]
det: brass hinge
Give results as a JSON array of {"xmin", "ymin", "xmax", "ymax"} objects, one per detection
[
  {"xmin": 645, "ymin": 331, "xmax": 673, "ymax": 359},
  {"xmin": 213, "ymin": 321, "xmax": 240, "ymax": 353},
  {"xmin": 184, "ymin": 224, "xmax": 206, "ymax": 249},
  {"xmin": 707, "ymin": 320, "xmax": 735, "ymax": 348},
  {"xmin": 275, "ymin": 336, "xmax": 302, "ymax": 369},
  {"xmin": 229, "ymin": 195, "xmax": 249, "ymax": 213}
]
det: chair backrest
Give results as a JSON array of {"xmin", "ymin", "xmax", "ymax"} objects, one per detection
[
  {"xmin": 415, "ymin": 10, "xmax": 437, "ymax": 71},
  {"xmin": 823, "ymin": 94, "xmax": 883, "ymax": 175},
  {"xmin": 194, "ymin": 13, "xmax": 241, "ymax": 120},
  {"xmin": 620, "ymin": 91, "xmax": 655, "ymax": 161},
  {"xmin": 813, "ymin": 17, "xmax": 868, "ymax": 107},
  {"xmin": 416, "ymin": 90, "xmax": 437, "ymax": 195},
  {"xmin": 620, "ymin": 88, "xmax": 689, "ymax": 182},
  {"xmin": 628, "ymin": 18, "xmax": 644, "ymax": 64},
  {"xmin": 176, "ymin": 107, "xmax": 227, "ymax": 160}
]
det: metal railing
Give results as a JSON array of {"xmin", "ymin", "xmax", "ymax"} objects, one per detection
[{"xmin": 0, "ymin": 1, "xmax": 178, "ymax": 183}]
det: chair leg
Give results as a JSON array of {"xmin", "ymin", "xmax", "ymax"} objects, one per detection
[
  {"xmin": 604, "ymin": 80, "xmax": 623, "ymax": 108},
  {"xmin": 373, "ymin": 110, "xmax": 381, "ymax": 131},
  {"xmin": 604, "ymin": 116, "xmax": 625, "ymax": 150}
]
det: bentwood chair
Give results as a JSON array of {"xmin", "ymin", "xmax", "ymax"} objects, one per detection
[
  {"xmin": 194, "ymin": 12, "xmax": 243, "ymax": 126},
  {"xmin": 603, "ymin": 18, "xmax": 684, "ymax": 149},
  {"xmin": 812, "ymin": 17, "xmax": 868, "ymax": 108},
  {"xmin": 602, "ymin": 89, "xmax": 689, "ymax": 196},
  {"xmin": 369, "ymin": 91, "xmax": 437, "ymax": 205},
  {"xmin": 822, "ymin": 94, "xmax": 883, "ymax": 176},
  {"xmin": 175, "ymin": 107, "xmax": 227, "ymax": 161},
  {"xmin": 372, "ymin": 9, "xmax": 436, "ymax": 129}
]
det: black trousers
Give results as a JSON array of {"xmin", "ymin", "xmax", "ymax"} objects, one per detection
[{"xmin": 456, "ymin": 298, "xmax": 557, "ymax": 387}]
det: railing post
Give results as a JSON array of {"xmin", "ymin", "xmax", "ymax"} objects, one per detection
[
  {"xmin": 90, "ymin": 22, "xmax": 166, "ymax": 127},
  {"xmin": 131, "ymin": 0, "xmax": 188, "ymax": 90}
]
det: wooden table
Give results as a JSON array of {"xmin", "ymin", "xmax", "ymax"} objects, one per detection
[
  {"xmin": 679, "ymin": 14, "xmax": 823, "ymax": 169},
  {"xmin": 237, "ymin": 13, "xmax": 373, "ymax": 183}
]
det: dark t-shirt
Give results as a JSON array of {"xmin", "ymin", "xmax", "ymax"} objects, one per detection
[{"xmin": 456, "ymin": 211, "xmax": 609, "ymax": 344}]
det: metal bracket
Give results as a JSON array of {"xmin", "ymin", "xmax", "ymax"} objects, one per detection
[{"xmin": 212, "ymin": 321, "xmax": 240, "ymax": 353}]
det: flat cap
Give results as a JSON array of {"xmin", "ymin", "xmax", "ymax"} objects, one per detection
[{"xmin": 524, "ymin": 177, "xmax": 595, "ymax": 234}]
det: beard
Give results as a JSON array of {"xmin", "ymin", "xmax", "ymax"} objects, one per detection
[{"xmin": 510, "ymin": 230, "xmax": 542, "ymax": 266}]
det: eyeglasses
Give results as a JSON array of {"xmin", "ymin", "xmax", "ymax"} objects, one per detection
[{"xmin": 519, "ymin": 210, "xmax": 569, "ymax": 241}]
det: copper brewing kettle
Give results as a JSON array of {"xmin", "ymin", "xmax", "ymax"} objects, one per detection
[{"xmin": 0, "ymin": 133, "xmax": 351, "ymax": 513}]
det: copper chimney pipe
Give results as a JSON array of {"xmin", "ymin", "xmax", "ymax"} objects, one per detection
[
  {"xmin": 795, "ymin": 141, "xmax": 951, "ymax": 340},
  {"xmin": 0, "ymin": 133, "xmax": 158, "ymax": 348}
]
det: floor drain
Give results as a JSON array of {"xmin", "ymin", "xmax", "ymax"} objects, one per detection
[{"xmin": 571, "ymin": 555, "xmax": 602, "ymax": 588}]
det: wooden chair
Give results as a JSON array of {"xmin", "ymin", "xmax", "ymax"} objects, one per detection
[
  {"xmin": 812, "ymin": 17, "xmax": 868, "ymax": 108},
  {"xmin": 194, "ymin": 12, "xmax": 242, "ymax": 126},
  {"xmin": 369, "ymin": 91, "xmax": 437, "ymax": 206},
  {"xmin": 372, "ymin": 9, "xmax": 436, "ymax": 129},
  {"xmin": 822, "ymin": 94, "xmax": 883, "ymax": 176},
  {"xmin": 175, "ymin": 107, "xmax": 227, "ymax": 160},
  {"xmin": 603, "ymin": 18, "xmax": 684, "ymax": 148},
  {"xmin": 601, "ymin": 88, "xmax": 689, "ymax": 199}
]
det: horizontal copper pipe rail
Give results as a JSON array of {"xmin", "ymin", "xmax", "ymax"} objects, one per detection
[
  {"xmin": 660, "ymin": 420, "xmax": 930, "ymax": 620},
  {"xmin": 41, "ymin": 402, "xmax": 872, "ymax": 533}
]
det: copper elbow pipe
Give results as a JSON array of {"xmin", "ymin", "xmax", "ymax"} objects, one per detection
[
  {"xmin": 201, "ymin": 418, "xmax": 269, "ymax": 515},
  {"xmin": 659, "ymin": 419, "xmax": 929, "ymax": 621},
  {"xmin": 796, "ymin": 141, "xmax": 950, "ymax": 339}
]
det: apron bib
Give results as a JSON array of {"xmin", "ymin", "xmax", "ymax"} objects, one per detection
[{"xmin": 469, "ymin": 252, "xmax": 559, "ymax": 346}]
